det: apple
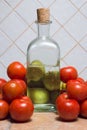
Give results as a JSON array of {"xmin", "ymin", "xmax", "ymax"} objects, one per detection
[
  {"xmin": 27, "ymin": 88, "xmax": 50, "ymax": 104},
  {"xmin": 66, "ymin": 80, "xmax": 87, "ymax": 102},
  {"xmin": 56, "ymin": 93, "xmax": 80, "ymax": 121},
  {"xmin": 80, "ymin": 99, "xmax": 87, "ymax": 118}
]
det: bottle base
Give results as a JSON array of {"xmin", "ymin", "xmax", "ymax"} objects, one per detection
[{"xmin": 34, "ymin": 104, "xmax": 57, "ymax": 112}]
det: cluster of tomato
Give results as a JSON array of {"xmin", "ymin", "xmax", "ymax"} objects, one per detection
[
  {"xmin": 0, "ymin": 61, "xmax": 34, "ymax": 122},
  {"xmin": 0, "ymin": 62, "xmax": 87, "ymax": 122},
  {"xmin": 56, "ymin": 66, "xmax": 87, "ymax": 121}
]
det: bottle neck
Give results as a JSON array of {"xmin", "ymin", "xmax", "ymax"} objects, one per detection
[{"xmin": 36, "ymin": 21, "xmax": 51, "ymax": 38}]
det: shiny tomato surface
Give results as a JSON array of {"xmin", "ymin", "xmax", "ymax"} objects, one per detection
[
  {"xmin": 66, "ymin": 80, "xmax": 87, "ymax": 101},
  {"xmin": 0, "ymin": 100, "xmax": 9, "ymax": 119},
  {"xmin": 12, "ymin": 79, "xmax": 27, "ymax": 95},
  {"xmin": 56, "ymin": 93, "xmax": 80, "ymax": 121},
  {"xmin": 3, "ymin": 80, "xmax": 25, "ymax": 102},
  {"xmin": 9, "ymin": 98, "xmax": 34, "ymax": 122},
  {"xmin": 60, "ymin": 66, "xmax": 78, "ymax": 83},
  {"xmin": 7, "ymin": 61, "xmax": 26, "ymax": 80},
  {"xmin": 0, "ymin": 78, "xmax": 7, "ymax": 99},
  {"xmin": 80, "ymin": 99, "xmax": 87, "ymax": 118}
]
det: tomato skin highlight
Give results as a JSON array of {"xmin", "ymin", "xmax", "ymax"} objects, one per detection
[
  {"xmin": 0, "ymin": 78, "xmax": 7, "ymax": 99},
  {"xmin": 80, "ymin": 99, "xmax": 87, "ymax": 118},
  {"xmin": 66, "ymin": 80, "xmax": 87, "ymax": 102},
  {"xmin": 56, "ymin": 93, "xmax": 80, "ymax": 121},
  {"xmin": 76, "ymin": 77, "xmax": 85, "ymax": 83},
  {"xmin": 9, "ymin": 98, "xmax": 34, "ymax": 122},
  {"xmin": 60, "ymin": 66, "xmax": 78, "ymax": 83},
  {"xmin": 3, "ymin": 80, "xmax": 25, "ymax": 103},
  {"xmin": 7, "ymin": 61, "xmax": 26, "ymax": 80},
  {"xmin": 20, "ymin": 96, "xmax": 32, "ymax": 102},
  {"xmin": 12, "ymin": 79, "xmax": 27, "ymax": 95},
  {"xmin": 0, "ymin": 78, "xmax": 7, "ymax": 89},
  {"xmin": 0, "ymin": 100, "xmax": 9, "ymax": 120}
]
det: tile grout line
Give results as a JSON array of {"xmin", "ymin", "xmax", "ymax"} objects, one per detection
[
  {"xmin": 0, "ymin": 29, "xmax": 14, "ymax": 42},
  {"xmin": 52, "ymin": 0, "xmax": 87, "ymax": 38},
  {"xmin": 1, "ymin": 33, "xmax": 27, "ymax": 57},
  {"xmin": 0, "ymin": 42, "xmax": 15, "ymax": 58},
  {"xmin": 13, "ymin": 26, "xmax": 30, "ymax": 42},
  {"xmin": 2, "ymin": 0, "xmax": 86, "ymax": 47},
  {"xmin": 0, "ymin": 0, "xmax": 24, "ymax": 24},
  {"xmin": 1, "ymin": 0, "xmax": 86, "ymax": 76},
  {"xmin": 61, "ymin": 44, "xmax": 78, "ymax": 60},
  {"xmin": 1, "ymin": 0, "xmax": 31, "ymax": 27},
  {"xmin": 78, "ymin": 66, "xmax": 87, "ymax": 76},
  {"xmin": 48, "ymin": 0, "xmax": 56, "ymax": 8},
  {"xmin": 1, "ymin": 0, "xmax": 37, "ymax": 44},
  {"xmin": 50, "ymin": 0, "xmax": 87, "ymax": 42},
  {"xmin": 37, "ymin": 0, "xmax": 44, "ymax": 7},
  {"xmin": 60, "ymin": 59, "xmax": 69, "ymax": 66},
  {"xmin": 78, "ymin": 34, "xmax": 87, "ymax": 53},
  {"xmin": 0, "ymin": 27, "xmax": 32, "ymax": 57},
  {"xmin": 4, "ymin": 0, "xmax": 24, "ymax": 9},
  {"xmin": 51, "ymin": 0, "xmax": 87, "ymax": 32},
  {"xmin": 0, "ymin": 61, "xmax": 7, "ymax": 68},
  {"xmin": 15, "ymin": 43, "xmax": 26, "ymax": 56},
  {"xmin": 13, "ymin": 23, "xmax": 36, "ymax": 42},
  {"xmin": 52, "ymin": 21, "xmax": 79, "ymax": 46},
  {"xmin": 69, "ymin": 0, "xmax": 87, "ymax": 19},
  {"xmin": 60, "ymin": 34, "xmax": 87, "ymax": 60}
]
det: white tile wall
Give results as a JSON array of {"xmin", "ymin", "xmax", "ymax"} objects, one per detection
[
  {"xmin": 0, "ymin": 0, "xmax": 12, "ymax": 22},
  {"xmin": 0, "ymin": 0, "xmax": 87, "ymax": 80},
  {"xmin": 0, "ymin": 31, "xmax": 12, "ymax": 55},
  {"xmin": 0, "ymin": 12, "xmax": 28, "ymax": 41},
  {"xmin": 50, "ymin": 0, "xmax": 77, "ymax": 24},
  {"xmin": 64, "ymin": 12, "xmax": 87, "ymax": 41}
]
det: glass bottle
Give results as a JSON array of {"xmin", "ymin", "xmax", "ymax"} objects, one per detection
[{"xmin": 26, "ymin": 8, "xmax": 60, "ymax": 112}]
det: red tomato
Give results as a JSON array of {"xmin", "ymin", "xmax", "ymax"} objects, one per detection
[
  {"xmin": 7, "ymin": 61, "xmax": 26, "ymax": 80},
  {"xmin": 76, "ymin": 77, "xmax": 85, "ymax": 83},
  {"xmin": 20, "ymin": 96, "xmax": 32, "ymax": 102},
  {"xmin": 60, "ymin": 66, "xmax": 78, "ymax": 83},
  {"xmin": 85, "ymin": 81, "xmax": 87, "ymax": 86},
  {"xmin": 0, "ymin": 78, "xmax": 7, "ymax": 99},
  {"xmin": 0, "ymin": 78, "xmax": 7, "ymax": 88},
  {"xmin": 12, "ymin": 79, "xmax": 27, "ymax": 95},
  {"xmin": 0, "ymin": 100, "xmax": 9, "ymax": 119},
  {"xmin": 0, "ymin": 94, "xmax": 3, "ymax": 100},
  {"xmin": 9, "ymin": 98, "xmax": 34, "ymax": 122},
  {"xmin": 80, "ymin": 99, "xmax": 87, "ymax": 118},
  {"xmin": 0, "ymin": 78, "xmax": 7, "ymax": 91},
  {"xmin": 3, "ymin": 80, "xmax": 25, "ymax": 102},
  {"xmin": 66, "ymin": 80, "xmax": 87, "ymax": 102},
  {"xmin": 56, "ymin": 93, "xmax": 80, "ymax": 121}
]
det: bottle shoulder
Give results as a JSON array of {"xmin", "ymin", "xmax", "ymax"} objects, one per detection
[{"xmin": 27, "ymin": 37, "xmax": 60, "ymax": 51}]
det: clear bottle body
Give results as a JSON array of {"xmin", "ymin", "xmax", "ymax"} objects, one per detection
[{"xmin": 26, "ymin": 22, "xmax": 60, "ymax": 112}]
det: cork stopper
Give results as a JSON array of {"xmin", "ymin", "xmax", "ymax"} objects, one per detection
[{"xmin": 37, "ymin": 8, "xmax": 50, "ymax": 23}]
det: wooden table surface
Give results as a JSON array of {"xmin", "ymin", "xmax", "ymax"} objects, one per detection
[{"xmin": 0, "ymin": 112, "xmax": 87, "ymax": 130}]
